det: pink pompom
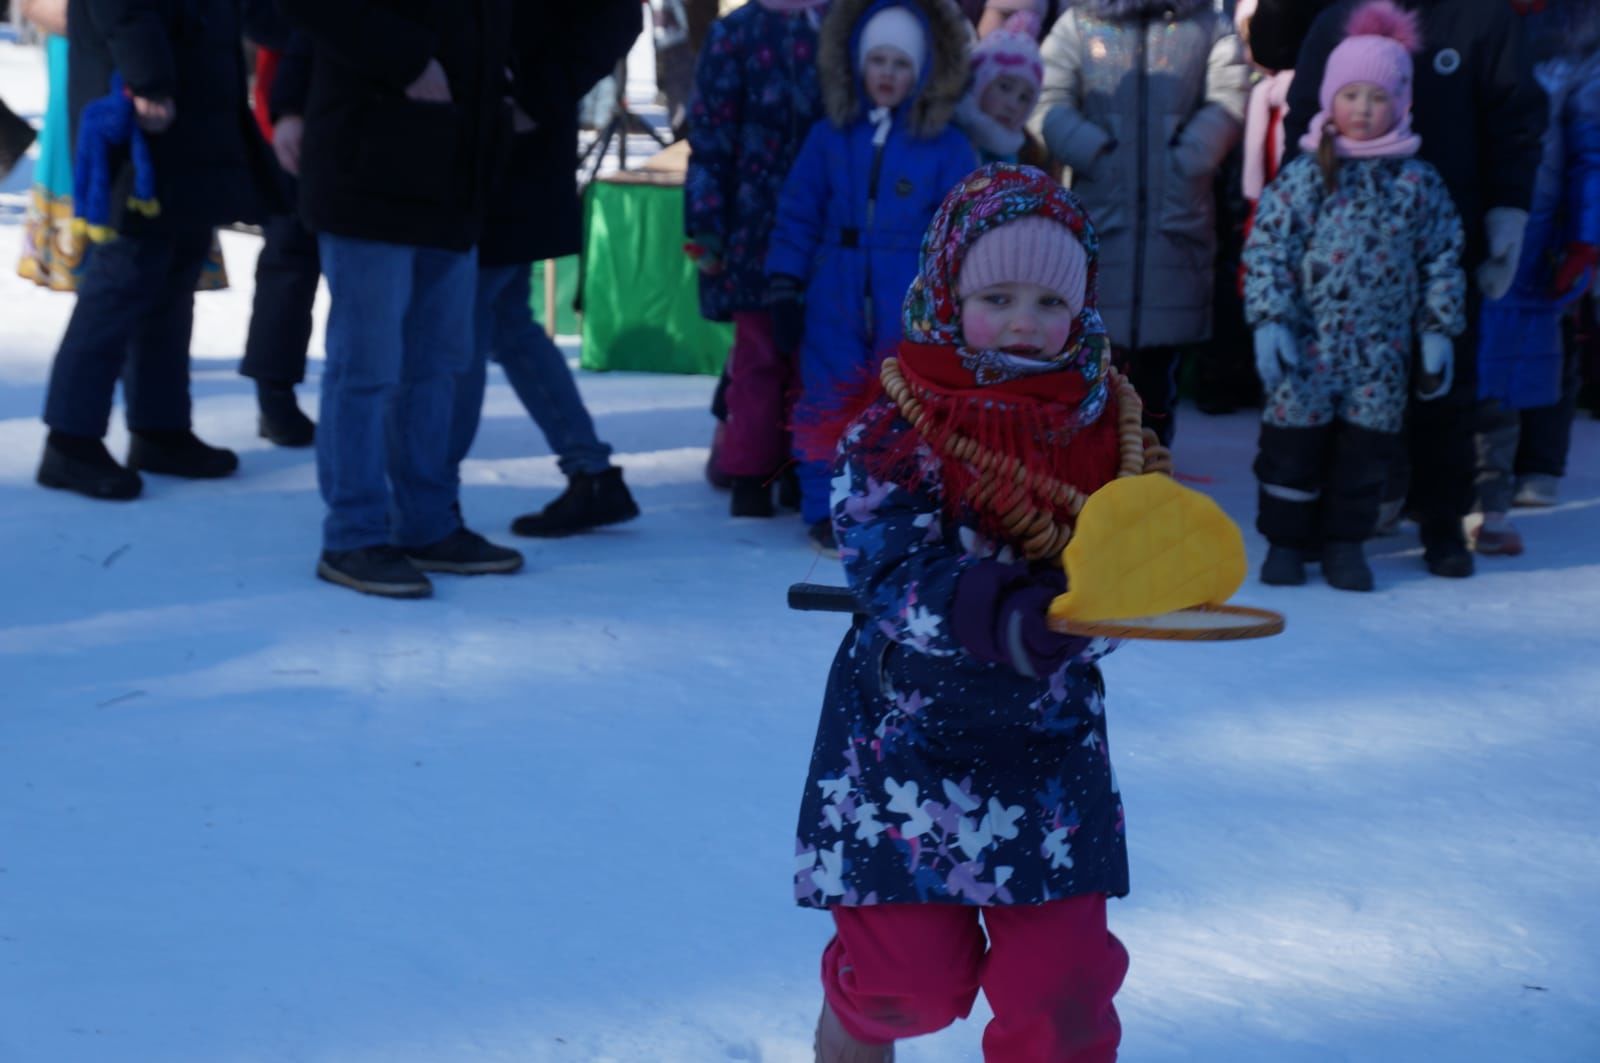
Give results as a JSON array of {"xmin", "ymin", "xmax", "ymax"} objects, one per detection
[
  {"xmin": 1345, "ymin": 0, "xmax": 1422, "ymax": 53},
  {"xmin": 1002, "ymin": 10, "xmax": 1042, "ymax": 41}
]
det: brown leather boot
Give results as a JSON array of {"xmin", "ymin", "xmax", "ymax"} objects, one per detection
[{"xmin": 815, "ymin": 1002, "xmax": 895, "ymax": 1063}]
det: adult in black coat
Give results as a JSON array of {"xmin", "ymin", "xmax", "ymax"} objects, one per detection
[
  {"xmin": 281, "ymin": 0, "xmax": 523, "ymax": 599},
  {"xmin": 450, "ymin": 0, "xmax": 647, "ymax": 539},
  {"xmin": 37, "ymin": 0, "xmax": 279, "ymax": 501},
  {"xmin": 1282, "ymin": 0, "xmax": 1546, "ymax": 578},
  {"xmin": 278, "ymin": 0, "xmax": 511, "ymax": 252}
]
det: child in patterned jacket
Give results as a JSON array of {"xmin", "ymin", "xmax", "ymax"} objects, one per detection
[
  {"xmin": 793, "ymin": 164, "xmax": 1170, "ymax": 1063},
  {"xmin": 1242, "ymin": 0, "xmax": 1466, "ymax": 592},
  {"xmin": 684, "ymin": 0, "xmax": 828, "ymax": 519}
]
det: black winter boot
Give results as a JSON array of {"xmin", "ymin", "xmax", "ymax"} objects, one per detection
[
  {"xmin": 1321, "ymin": 541, "xmax": 1374, "ymax": 592},
  {"xmin": 317, "ymin": 546, "xmax": 432, "ymax": 599},
  {"xmin": 405, "ymin": 527, "xmax": 524, "ymax": 574},
  {"xmin": 510, "ymin": 467, "xmax": 639, "ymax": 537},
  {"xmin": 1260, "ymin": 545, "xmax": 1308, "ymax": 586},
  {"xmin": 127, "ymin": 430, "xmax": 239, "ymax": 479},
  {"xmin": 257, "ymin": 381, "xmax": 315, "ymax": 447},
  {"xmin": 730, "ymin": 476, "xmax": 776, "ymax": 518},
  {"xmin": 1420, "ymin": 519, "xmax": 1474, "ymax": 578},
  {"xmin": 777, "ymin": 465, "xmax": 802, "ymax": 510},
  {"xmin": 37, "ymin": 431, "xmax": 142, "ymax": 500}
]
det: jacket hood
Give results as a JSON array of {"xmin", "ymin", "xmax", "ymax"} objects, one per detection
[
  {"xmin": 819, "ymin": 0, "xmax": 972, "ymax": 137},
  {"xmin": 1074, "ymin": 0, "xmax": 1212, "ymax": 21}
]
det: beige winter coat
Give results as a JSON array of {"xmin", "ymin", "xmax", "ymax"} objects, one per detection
[{"xmin": 1031, "ymin": 0, "xmax": 1248, "ymax": 350}]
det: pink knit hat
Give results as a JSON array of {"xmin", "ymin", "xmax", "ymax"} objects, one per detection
[
  {"xmin": 957, "ymin": 216, "xmax": 1088, "ymax": 319},
  {"xmin": 1317, "ymin": 0, "xmax": 1421, "ymax": 126},
  {"xmin": 970, "ymin": 12, "xmax": 1045, "ymax": 101}
]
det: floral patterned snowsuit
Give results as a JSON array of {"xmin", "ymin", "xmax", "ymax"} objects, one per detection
[{"xmin": 1241, "ymin": 153, "xmax": 1466, "ymax": 549}]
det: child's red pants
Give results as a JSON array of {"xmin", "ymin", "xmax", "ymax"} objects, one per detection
[
  {"xmin": 822, "ymin": 895, "xmax": 1127, "ymax": 1061},
  {"xmin": 719, "ymin": 310, "xmax": 797, "ymax": 478}
]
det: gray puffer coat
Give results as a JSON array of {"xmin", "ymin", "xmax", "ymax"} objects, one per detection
[{"xmin": 1031, "ymin": 0, "xmax": 1248, "ymax": 350}]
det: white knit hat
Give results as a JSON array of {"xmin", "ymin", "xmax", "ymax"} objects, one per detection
[{"xmin": 858, "ymin": 6, "xmax": 928, "ymax": 80}]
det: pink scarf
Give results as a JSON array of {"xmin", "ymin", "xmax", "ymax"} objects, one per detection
[
  {"xmin": 1243, "ymin": 71, "xmax": 1295, "ymax": 201},
  {"xmin": 1297, "ymin": 110, "xmax": 1422, "ymax": 159}
]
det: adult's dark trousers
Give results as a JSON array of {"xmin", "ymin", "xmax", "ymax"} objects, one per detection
[
  {"xmin": 1381, "ymin": 321, "xmax": 1480, "ymax": 549},
  {"xmin": 43, "ymin": 224, "xmax": 213, "ymax": 438},
  {"xmin": 1113, "ymin": 345, "xmax": 1183, "ymax": 448},
  {"xmin": 240, "ymin": 202, "xmax": 320, "ymax": 386},
  {"xmin": 1256, "ymin": 420, "xmax": 1399, "ymax": 548}
]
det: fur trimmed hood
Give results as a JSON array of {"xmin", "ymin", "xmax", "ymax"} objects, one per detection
[
  {"xmin": 819, "ymin": 0, "xmax": 973, "ymax": 138},
  {"xmin": 1074, "ymin": 0, "xmax": 1212, "ymax": 21}
]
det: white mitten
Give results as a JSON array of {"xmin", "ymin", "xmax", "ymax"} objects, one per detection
[
  {"xmin": 1253, "ymin": 323, "xmax": 1299, "ymax": 393},
  {"xmin": 1476, "ymin": 207, "xmax": 1529, "ymax": 300},
  {"xmin": 1417, "ymin": 332, "xmax": 1454, "ymax": 400}
]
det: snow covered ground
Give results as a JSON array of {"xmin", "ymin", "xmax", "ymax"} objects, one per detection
[{"xmin": 3, "ymin": 37, "xmax": 1599, "ymax": 1063}]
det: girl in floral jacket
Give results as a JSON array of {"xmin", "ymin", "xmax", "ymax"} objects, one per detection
[
  {"xmin": 1242, "ymin": 0, "xmax": 1465, "ymax": 593},
  {"xmin": 684, "ymin": 0, "xmax": 828, "ymax": 517},
  {"xmin": 794, "ymin": 164, "xmax": 1171, "ymax": 1063}
]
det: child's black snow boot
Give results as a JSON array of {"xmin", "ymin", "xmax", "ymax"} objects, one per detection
[
  {"xmin": 1260, "ymin": 545, "xmax": 1308, "ymax": 586},
  {"xmin": 1321, "ymin": 540, "xmax": 1374, "ymax": 592}
]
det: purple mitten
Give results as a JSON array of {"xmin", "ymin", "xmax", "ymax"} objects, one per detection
[{"xmin": 952, "ymin": 561, "xmax": 1091, "ymax": 678}]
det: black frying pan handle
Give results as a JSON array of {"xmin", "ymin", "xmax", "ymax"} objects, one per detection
[{"xmin": 786, "ymin": 583, "xmax": 862, "ymax": 614}]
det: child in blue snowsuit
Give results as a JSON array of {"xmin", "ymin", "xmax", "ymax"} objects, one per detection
[
  {"xmin": 1469, "ymin": 1, "xmax": 1600, "ymax": 554},
  {"xmin": 766, "ymin": 0, "xmax": 977, "ymax": 552}
]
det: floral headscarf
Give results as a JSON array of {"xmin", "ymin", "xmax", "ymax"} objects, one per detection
[{"xmin": 901, "ymin": 163, "xmax": 1110, "ymax": 424}]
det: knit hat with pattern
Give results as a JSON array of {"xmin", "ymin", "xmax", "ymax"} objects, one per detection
[{"xmin": 970, "ymin": 12, "xmax": 1045, "ymax": 101}]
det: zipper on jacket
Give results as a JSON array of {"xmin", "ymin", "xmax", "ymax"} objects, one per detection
[
  {"xmin": 1131, "ymin": 16, "xmax": 1149, "ymax": 353},
  {"xmin": 862, "ymin": 139, "xmax": 887, "ymax": 341}
]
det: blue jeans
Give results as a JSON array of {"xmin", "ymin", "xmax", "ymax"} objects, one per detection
[
  {"xmin": 449, "ymin": 263, "xmax": 612, "ymax": 476},
  {"xmin": 316, "ymin": 234, "xmax": 475, "ymax": 551},
  {"xmin": 44, "ymin": 224, "xmax": 212, "ymax": 437}
]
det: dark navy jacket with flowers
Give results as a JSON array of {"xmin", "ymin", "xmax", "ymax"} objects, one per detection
[
  {"xmin": 684, "ymin": 4, "xmax": 826, "ymax": 322},
  {"xmin": 794, "ymin": 406, "xmax": 1129, "ymax": 908}
]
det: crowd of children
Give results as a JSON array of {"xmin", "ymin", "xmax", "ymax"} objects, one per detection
[{"xmin": 686, "ymin": 0, "xmax": 1590, "ymax": 591}]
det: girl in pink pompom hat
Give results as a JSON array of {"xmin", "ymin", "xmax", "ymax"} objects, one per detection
[{"xmin": 1240, "ymin": 0, "xmax": 1469, "ymax": 593}]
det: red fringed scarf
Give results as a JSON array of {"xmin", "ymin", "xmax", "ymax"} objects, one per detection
[{"xmin": 797, "ymin": 341, "xmax": 1124, "ymax": 552}]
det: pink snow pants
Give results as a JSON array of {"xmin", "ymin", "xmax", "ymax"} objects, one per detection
[
  {"xmin": 822, "ymin": 896, "xmax": 1127, "ymax": 1062},
  {"xmin": 718, "ymin": 310, "xmax": 797, "ymax": 478}
]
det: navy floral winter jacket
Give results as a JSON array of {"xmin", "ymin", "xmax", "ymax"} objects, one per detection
[
  {"xmin": 684, "ymin": 4, "xmax": 825, "ymax": 322},
  {"xmin": 794, "ymin": 408, "xmax": 1130, "ymax": 908}
]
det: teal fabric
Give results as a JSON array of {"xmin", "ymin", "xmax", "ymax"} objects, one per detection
[{"xmin": 38, "ymin": 35, "xmax": 72, "ymax": 199}]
